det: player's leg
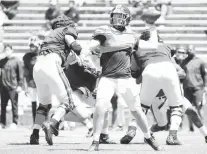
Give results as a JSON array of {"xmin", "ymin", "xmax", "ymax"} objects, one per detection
[
  {"xmin": 184, "ymin": 88, "xmax": 194, "ymax": 131},
  {"xmin": 193, "ymin": 89, "xmax": 205, "ymax": 120},
  {"xmin": 120, "ymin": 73, "xmax": 159, "ymax": 145},
  {"xmin": 111, "ymin": 94, "xmax": 118, "ymax": 129},
  {"xmin": 182, "ymin": 97, "xmax": 207, "ymax": 142},
  {"xmin": 42, "ymin": 59, "xmax": 76, "ymax": 145},
  {"xmin": 162, "ymin": 62, "xmax": 183, "ymax": 145},
  {"xmin": 119, "ymin": 78, "xmax": 162, "ymax": 151},
  {"xmin": 64, "ymin": 89, "xmax": 93, "ymax": 135},
  {"xmin": 150, "ymin": 96, "xmax": 169, "ymax": 132},
  {"xmin": 99, "ymin": 110, "xmax": 116, "ymax": 144},
  {"xmin": 115, "ymin": 96, "xmax": 126, "ymax": 131},
  {"xmin": 30, "ymin": 66, "xmax": 52, "ymax": 145},
  {"xmin": 89, "ymin": 77, "xmax": 115, "ymax": 151},
  {"xmin": 28, "ymin": 87, "xmax": 37, "ymax": 123}
]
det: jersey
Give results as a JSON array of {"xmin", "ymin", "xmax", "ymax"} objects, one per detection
[
  {"xmin": 40, "ymin": 26, "xmax": 78, "ymax": 65},
  {"xmin": 181, "ymin": 56, "xmax": 207, "ymax": 90},
  {"xmin": 133, "ymin": 32, "xmax": 171, "ymax": 73},
  {"xmin": 64, "ymin": 62, "xmax": 98, "ymax": 92},
  {"xmin": 92, "ymin": 25, "xmax": 137, "ymax": 78},
  {"xmin": 23, "ymin": 51, "xmax": 38, "ymax": 88}
]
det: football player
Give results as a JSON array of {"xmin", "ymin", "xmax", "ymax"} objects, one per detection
[
  {"xmin": 121, "ymin": 58, "xmax": 207, "ymax": 145},
  {"xmin": 23, "ymin": 35, "xmax": 41, "ymax": 124},
  {"xmin": 82, "ymin": 5, "xmax": 162, "ymax": 151},
  {"xmin": 63, "ymin": 52, "xmax": 118, "ymax": 141},
  {"xmin": 29, "ymin": 15, "xmax": 90, "ymax": 145}
]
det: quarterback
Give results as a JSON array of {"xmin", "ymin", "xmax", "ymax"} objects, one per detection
[{"xmin": 83, "ymin": 5, "xmax": 162, "ymax": 151}]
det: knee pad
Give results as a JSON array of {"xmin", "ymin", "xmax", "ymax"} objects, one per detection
[
  {"xmin": 169, "ymin": 105, "xmax": 183, "ymax": 117},
  {"xmin": 36, "ymin": 104, "xmax": 52, "ymax": 116},
  {"xmin": 59, "ymin": 102, "xmax": 75, "ymax": 114},
  {"xmin": 141, "ymin": 104, "xmax": 150, "ymax": 114}
]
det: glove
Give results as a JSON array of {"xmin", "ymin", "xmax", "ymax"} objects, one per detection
[
  {"xmin": 140, "ymin": 9, "xmax": 161, "ymax": 24},
  {"xmin": 140, "ymin": 30, "xmax": 151, "ymax": 41}
]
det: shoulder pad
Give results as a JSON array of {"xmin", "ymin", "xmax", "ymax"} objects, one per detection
[
  {"xmin": 63, "ymin": 26, "xmax": 78, "ymax": 39},
  {"xmin": 93, "ymin": 25, "xmax": 109, "ymax": 37}
]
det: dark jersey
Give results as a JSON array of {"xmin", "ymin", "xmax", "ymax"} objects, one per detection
[
  {"xmin": 93, "ymin": 25, "xmax": 137, "ymax": 78},
  {"xmin": 41, "ymin": 26, "xmax": 78, "ymax": 65},
  {"xmin": 23, "ymin": 51, "xmax": 38, "ymax": 87},
  {"xmin": 133, "ymin": 33, "xmax": 171, "ymax": 73},
  {"xmin": 64, "ymin": 63, "xmax": 97, "ymax": 92}
]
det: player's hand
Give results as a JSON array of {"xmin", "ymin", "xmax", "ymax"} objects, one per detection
[
  {"xmin": 16, "ymin": 86, "xmax": 22, "ymax": 93},
  {"xmin": 140, "ymin": 30, "xmax": 151, "ymax": 41}
]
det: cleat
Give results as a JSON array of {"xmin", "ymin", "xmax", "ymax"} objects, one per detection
[
  {"xmin": 151, "ymin": 124, "xmax": 167, "ymax": 132},
  {"xmin": 30, "ymin": 134, "xmax": 39, "ymax": 145},
  {"xmin": 88, "ymin": 141, "xmax": 99, "ymax": 151},
  {"xmin": 42, "ymin": 122, "xmax": 54, "ymax": 145},
  {"xmin": 166, "ymin": 135, "xmax": 182, "ymax": 145},
  {"xmin": 86, "ymin": 128, "xmax": 93, "ymax": 138},
  {"xmin": 120, "ymin": 126, "xmax": 136, "ymax": 144},
  {"xmin": 145, "ymin": 137, "xmax": 163, "ymax": 151},
  {"xmin": 99, "ymin": 133, "xmax": 116, "ymax": 144}
]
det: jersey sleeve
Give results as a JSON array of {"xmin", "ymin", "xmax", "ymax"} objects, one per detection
[
  {"xmin": 63, "ymin": 26, "xmax": 78, "ymax": 40},
  {"xmin": 92, "ymin": 26, "xmax": 107, "ymax": 45}
]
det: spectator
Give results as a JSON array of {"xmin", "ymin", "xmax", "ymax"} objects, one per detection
[
  {"xmin": 174, "ymin": 46, "xmax": 187, "ymax": 65},
  {"xmin": 181, "ymin": 45, "xmax": 207, "ymax": 132},
  {"xmin": 23, "ymin": 36, "xmax": 41, "ymax": 124},
  {"xmin": 0, "ymin": 5, "xmax": 7, "ymax": 53},
  {"xmin": 64, "ymin": 0, "xmax": 80, "ymax": 24},
  {"xmin": 0, "ymin": 44, "xmax": 24, "ymax": 129},
  {"xmin": 45, "ymin": 0, "xmax": 61, "ymax": 22},
  {"xmin": 0, "ymin": 0, "xmax": 19, "ymax": 20}
]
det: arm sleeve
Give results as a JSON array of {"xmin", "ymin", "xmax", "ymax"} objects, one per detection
[
  {"xmin": 63, "ymin": 26, "xmax": 78, "ymax": 40},
  {"xmin": 200, "ymin": 61, "xmax": 207, "ymax": 86},
  {"xmin": 16, "ymin": 59, "xmax": 24, "ymax": 87},
  {"xmin": 92, "ymin": 27, "xmax": 107, "ymax": 45}
]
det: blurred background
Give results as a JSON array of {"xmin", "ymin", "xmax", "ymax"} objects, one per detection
[{"xmin": 0, "ymin": 0, "xmax": 207, "ymax": 131}]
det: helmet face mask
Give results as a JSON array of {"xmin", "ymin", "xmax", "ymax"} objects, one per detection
[
  {"xmin": 111, "ymin": 13, "xmax": 129, "ymax": 28},
  {"xmin": 110, "ymin": 5, "xmax": 131, "ymax": 28}
]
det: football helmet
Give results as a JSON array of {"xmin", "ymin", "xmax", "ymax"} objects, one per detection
[
  {"xmin": 110, "ymin": 5, "xmax": 131, "ymax": 27},
  {"xmin": 140, "ymin": 8, "xmax": 161, "ymax": 24},
  {"xmin": 52, "ymin": 14, "xmax": 75, "ymax": 30}
]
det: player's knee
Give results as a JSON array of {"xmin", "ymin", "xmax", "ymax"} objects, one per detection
[
  {"xmin": 170, "ymin": 105, "xmax": 183, "ymax": 117},
  {"xmin": 36, "ymin": 103, "xmax": 52, "ymax": 116},
  {"xmin": 95, "ymin": 99, "xmax": 110, "ymax": 114},
  {"xmin": 59, "ymin": 102, "xmax": 75, "ymax": 114},
  {"xmin": 140, "ymin": 104, "xmax": 150, "ymax": 114}
]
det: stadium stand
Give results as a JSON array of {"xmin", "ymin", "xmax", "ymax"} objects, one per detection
[{"xmin": 3, "ymin": 0, "xmax": 207, "ymax": 61}]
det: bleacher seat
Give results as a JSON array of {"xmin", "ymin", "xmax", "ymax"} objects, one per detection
[{"xmin": 2, "ymin": 0, "xmax": 207, "ymax": 62}]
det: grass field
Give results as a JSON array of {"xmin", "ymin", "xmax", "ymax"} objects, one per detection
[{"xmin": 0, "ymin": 126, "xmax": 207, "ymax": 154}]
